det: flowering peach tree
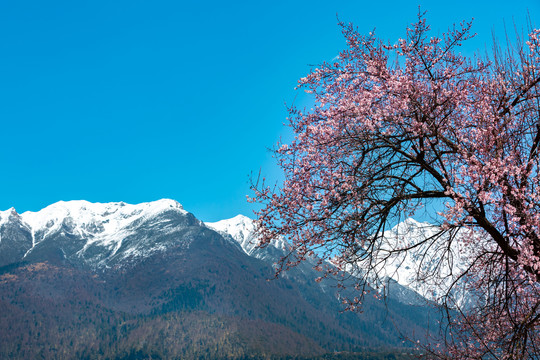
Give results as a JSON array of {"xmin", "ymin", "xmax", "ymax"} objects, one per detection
[{"xmin": 252, "ymin": 13, "xmax": 540, "ymax": 359}]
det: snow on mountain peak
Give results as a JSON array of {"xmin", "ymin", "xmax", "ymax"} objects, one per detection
[
  {"xmin": 0, "ymin": 207, "xmax": 19, "ymax": 227},
  {"xmin": 206, "ymin": 215, "xmax": 287, "ymax": 256},
  {"xmin": 207, "ymin": 215, "xmax": 254, "ymax": 239},
  {"xmin": 390, "ymin": 217, "xmax": 433, "ymax": 235},
  {"xmin": 3, "ymin": 199, "xmax": 189, "ymax": 266},
  {"xmin": 206, "ymin": 215, "xmax": 255, "ymax": 253},
  {"xmin": 19, "ymin": 199, "xmax": 185, "ymax": 231},
  {"xmin": 372, "ymin": 217, "xmax": 472, "ymax": 306}
]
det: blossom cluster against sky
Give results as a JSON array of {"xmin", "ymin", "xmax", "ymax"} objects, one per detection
[{"xmin": 0, "ymin": 0, "xmax": 538, "ymax": 221}]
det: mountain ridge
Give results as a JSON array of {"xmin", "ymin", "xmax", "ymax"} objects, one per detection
[
  {"xmin": 0, "ymin": 199, "xmax": 199, "ymax": 269},
  {"xmin": 0, "ymin": 198, "xmax": 438, "ymax": 359},
  {"xmin": 0, "ymin": 198, "xmax": 442, "ymax": 305}
]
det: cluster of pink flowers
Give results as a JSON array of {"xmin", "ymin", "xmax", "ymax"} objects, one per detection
[{"xmin": 251, "ymin": 12, "xmax": 540, "ymax": 359}]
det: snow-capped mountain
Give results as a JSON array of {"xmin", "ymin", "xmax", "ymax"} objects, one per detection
[
  {"xmin": 206, "ymin": 214, "xmax": 444, "ymax": 306},
  {"xmin": 206, "ymin": 215, "xmax": 287, "ymax": 259},
  {"xmin": 375, "ymin": 218, "xmax": 473, "ymax": 308},
  {"xmin": 206, "ymin": 215, "xmax": 258, "ymax": 254},
  {"xmin": 0, "ymin": 199, "xmax": 437, "ymax": 359},
  {"xmin": 0, "ymin": 199, "xmax": 463, "ymax": 307},
  {"xmin": 0, "ymin": 199, "xmax": 291, "ymax": 271},
  {"xmin": 0, "ymin": 199, "xmax": 203, "ymax": 269}
]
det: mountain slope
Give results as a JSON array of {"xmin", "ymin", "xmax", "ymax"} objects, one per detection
[
  {"xmin": 207, "ymin": 215, "xmax": 433, "ymax": 307},
  {"xmin": 0, "ymin": 199, "xmax": 437, "ymax": 359}
]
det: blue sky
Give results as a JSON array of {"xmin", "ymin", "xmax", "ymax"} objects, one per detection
[{"xmin": 0, "ymin": 1, "xmax": 538, "ymax": 221}]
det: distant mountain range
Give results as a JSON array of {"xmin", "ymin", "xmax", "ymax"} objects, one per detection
[{"xmin": 0, "ymin": 199, "xmax": 438, "ymax": 359}]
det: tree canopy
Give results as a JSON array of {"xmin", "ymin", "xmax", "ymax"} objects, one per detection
[{"xmin": 252, "ymin": 12, "xmax": 540, "ymax": 359}]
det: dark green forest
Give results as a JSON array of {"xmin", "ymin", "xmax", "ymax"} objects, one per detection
[{"xmin": 0, "ymin": 260, "xmax": 431, "ymax": 360}]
